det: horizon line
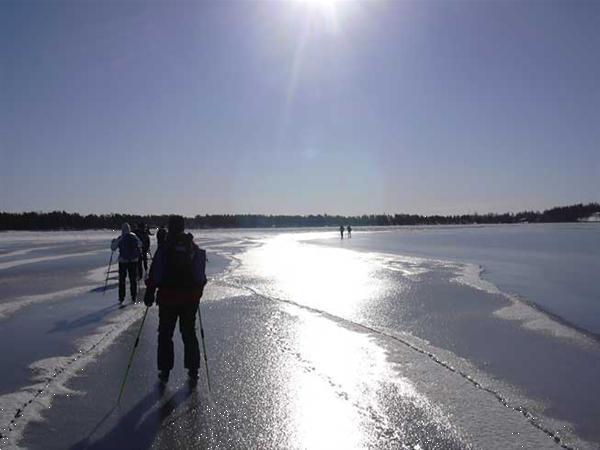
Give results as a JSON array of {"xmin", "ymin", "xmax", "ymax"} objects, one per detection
[{"xmin": 2, "ymin": 202, "xmax": 599, "ymax": 219}]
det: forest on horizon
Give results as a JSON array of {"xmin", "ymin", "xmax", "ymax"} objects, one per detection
[{"xmin": 1, "ymin": 203, "xmax": 599, "ymax": 231}]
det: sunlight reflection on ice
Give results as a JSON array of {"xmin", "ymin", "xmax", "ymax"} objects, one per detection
[
  {"xmin": 294, "ymin": 372, "xmax": 364, "ymax": 448},
  {"xmin": 289, "ymin": 309, "xmax": 387, "ymax": 448},
  {"xmin": 241, "ymin": 235, "xmax": 389, "ymax": 317},
  {"xmin": 284, "ymin": 307, "xmax": 445, "ymax": 448},
  {"xmin": 234, "ymin": 234, "xmax": 460, "ymax": 447}
]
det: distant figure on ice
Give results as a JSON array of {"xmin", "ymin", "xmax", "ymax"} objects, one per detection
[
  {"xmin": 111, "ymin": 223, "xmax": 142, "ymax": 304},
  {"xmin": 156, "ymin": 226, "xmax": 167, "ymax": 248},
  {"xmin": 347, "ymin": 225, "xmax": 352, "ymax": 238},
  {"xmin": 339, "ymin": 225, "xmax": 345, "ymax": 239},
  {"xmin": 134, "ymin": 222, "xmax": 152, "ymax": 279},
  {"xmin": 144, "ymin": 215, "xmax": 208, "ymax": 386}
]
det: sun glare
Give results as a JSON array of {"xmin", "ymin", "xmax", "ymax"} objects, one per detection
[
  {"xmin": 302, "ymin": 0, "xmax": 341, "ymax": 9},
  {"xmin": 299, "ymin": 0, "xmax": 344, "ymax": 27}
]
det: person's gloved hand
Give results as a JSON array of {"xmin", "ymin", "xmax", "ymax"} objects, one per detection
[{"xmin": 144, "ymin": 289, "xmax": 155, "ymax": 307}]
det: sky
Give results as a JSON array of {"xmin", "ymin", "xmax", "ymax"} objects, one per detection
[{"xmin": 1, "ymin": 0, "xmax": 598, "ymax": 216}]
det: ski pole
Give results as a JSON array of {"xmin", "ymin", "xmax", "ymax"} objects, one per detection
[
  {"xmin": 197, "ymin": 304, "xmax": 211, "ymax": 392},
  {"xmin": 103, "ymin": 251, "xmax": 115, "ymax": 296},
  {"xmin": 117, "ymin": 306, "xmax": 149, "ymax": 404}
]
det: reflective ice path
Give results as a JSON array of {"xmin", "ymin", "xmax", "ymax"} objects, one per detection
[{"xmin": 1, "ymin": 228, "xmax": 596, "ymax": 449}]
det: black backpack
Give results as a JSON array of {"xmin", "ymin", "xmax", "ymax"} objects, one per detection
[
  {"xmin": 161, "ymin": 233, "xmax": 200, "ymax": 290},
  {"xmin": 119, "ymin": 233, "xmax": 141, "ymax": 260}
]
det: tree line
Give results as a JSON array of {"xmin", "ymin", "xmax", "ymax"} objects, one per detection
[{"xmin": 0, "ymin": 203, "xmax": 598, "ymax": 231}]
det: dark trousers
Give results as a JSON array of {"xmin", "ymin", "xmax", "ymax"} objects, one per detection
[
  {"xmin": 158, "ymin": 303, "xmax": 200, "ymax": 372},
  {"xmin": 118, "ymin": 262, "xmax": 138, "ymax": 301}
]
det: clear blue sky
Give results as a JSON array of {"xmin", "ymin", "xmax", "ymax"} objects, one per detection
[{"xmin": 1, "ymin": 0, "xmax": 598, "ymax": 215}]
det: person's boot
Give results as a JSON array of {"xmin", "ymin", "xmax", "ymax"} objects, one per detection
[{"xmin": 158, "ymin": 370, "xmax": 170, "ymax": 384}]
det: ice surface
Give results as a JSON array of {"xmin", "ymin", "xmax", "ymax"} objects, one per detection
[
  {"xmin": 0, "ymin": 266, "xmax": 107, "ymax": 321},
  {"xmin": 0, "ymin": 250, "xmax": 104, "ymax": 271},
  {"xmin": 1, "ymin": 227, "xmax": 599, "ymax": 449},
  {"xmin": 0, "ymin": 304, "xmax": 145, "ymax": 448},
  {"xmin": 314, "ymin": 223, "xmax": 600, "ymax": 334}
]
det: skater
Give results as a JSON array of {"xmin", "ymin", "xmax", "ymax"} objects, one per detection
[
  {"xmin": 134, "ymin": 222, "xmax": 151, "ymax": 279},
  {"xmin": 347, "ymin": 225, "xmax": 352, "ymax": 238},
  {"xmin": 156, "ymin": 226, "xmax": 167, "ymax": 248},
  {"xmin": 339, "ymin": 225, "xmax": 344, "ymax": 239},
  {"xmin": 144, "ymin": 215, "xmax": 207, "ymax": 385},
  {"xmin": 111, "ymin": 223, "xmax": 142, "ymax": 304}
]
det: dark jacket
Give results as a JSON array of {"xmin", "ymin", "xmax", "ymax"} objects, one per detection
[
  {"xmin": 134, "ymin": 228, "xmax": 151, "ymax": 252},
  {"xmin": 111, "ymin": 223, "xmax": 142, "ymax": 263},
  {"xmin": 146, "ymin": 233, "xmax": 207, "ymax": 305}
]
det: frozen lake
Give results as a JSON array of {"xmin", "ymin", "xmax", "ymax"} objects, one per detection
[{"xmin": 1, "ymin": 225, "xmax": 599, "ymax": 449}]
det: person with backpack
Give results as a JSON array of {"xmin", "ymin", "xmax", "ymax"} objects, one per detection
[
  {"xmin": 111, "ymin": 223, "xmax": 143, "ymax": 304},
  {"xmin": 144, "ymin": 215, "xmax": 207, "ymax": 385}
]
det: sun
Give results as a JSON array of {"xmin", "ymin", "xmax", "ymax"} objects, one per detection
[
  {"xmin": 301, "ymin": 0, "xmax": 344, "ymax": 14},
  {"xmin": 302, "ymin": 0, "xmax": 342, "ymax": 8},
  {"xmin": 302, "ymin": 0, "xmax": 339, "ymax": 5},
  {"xmin": 297, "ymin": 0, "xmax": 347, "ymax": 32}
]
